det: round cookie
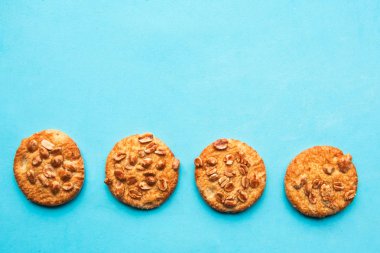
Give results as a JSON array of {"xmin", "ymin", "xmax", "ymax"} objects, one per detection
[
  {"xmin": 104, "ymin": 133, "xmax": 180, "ymax": 209},
  {"xmin": 195, "ymin": 138, "xmax": 266, "ymax": 213},
  {"xmin": 14, "ymin": 129, "xmax": 85, "ymax": 206},
  {"xmin": 285, "ymin": 146, "xmax": 358, "ymax": 218}
]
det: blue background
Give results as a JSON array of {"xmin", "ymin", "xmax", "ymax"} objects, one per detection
[{"xmin": 0, "ymin": 1, "xmax": 379, "ymax": 252}]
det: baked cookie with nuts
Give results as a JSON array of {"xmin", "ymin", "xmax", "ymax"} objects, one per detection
[
  {"xmin": 14, "ymin": 129, "xmax": 85, "ymax": 206},
  {"xmin": 285, "ymin": 146, "xmax": 358, "ymax": 218},
  {"xmin": 105, "ymin": 133, "xmax": 180, "ymax": 209},
  {"xmin": 195, "ymin": 139, "xmax": 266, "ymax": 213}
]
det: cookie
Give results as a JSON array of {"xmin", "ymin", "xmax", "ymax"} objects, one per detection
[
  {"xmin": 194, "ymin": 138, "xmax": 266, "ymax": 213},
  {"xmin": 105, "ymin": 133, "xmax": 180, "ymax": 209},
  {"xmin": 285, "ymin": 146, "xmax": 358, "ymax": 218},
  {"xmin": 14, "ymin": 129, "xmax": 85, "ymax": 206}
]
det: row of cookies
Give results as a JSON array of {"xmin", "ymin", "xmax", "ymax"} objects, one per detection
[{"xmin": 13, "ymin": 129, "xmax": 358, "ymax": 218}]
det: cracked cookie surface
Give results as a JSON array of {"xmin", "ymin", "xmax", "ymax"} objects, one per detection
[
  {"xmin": 14, "ymin": 129, "xmax": 85, "ymax": 206},
  {"xmin": 285, "ymin": 146, "xmax": 358, "ymax": 218},
  {"xmin": 195, "ymin": 138, "xmax": 266, "ymax": 213},
  {"xmin": 105, "ymin": 133, "xmax": 180, "ymax": 209}
]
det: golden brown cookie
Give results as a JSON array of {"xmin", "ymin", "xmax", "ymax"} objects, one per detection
[
  {"xmin": 285, "ymin": 146, "xmax": 358, "ymax": 218},
  {"xmin": 195, "ymin": 138, "xmax": 266, "ymax": 213},
  {"xmin": 105, "ymin": 133, "xmax": 180, "ymax": 209},
  {"xmin": 14, "ymin": 129, "xmax": 85, "ymax": 206}
]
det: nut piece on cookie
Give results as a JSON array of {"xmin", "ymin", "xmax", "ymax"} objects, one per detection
[
  {"xmin": 337, "ymin": 154, "xmax": 353, "ymax": 173},
  {"xmin": 172, "ymin": 158, "xmax": 180, "ymax": 171},
  {"xmin": 27, "ymin": 140, "xmax": 38, "ymax": 153},
  {"xmin": 138, "ymin": 133, "xmax": 154, "ymax": 144},
  {"xmin": 213, "ymin": 138, "xmax": 229, "ymax": 150},
  {"xmin": 194, "ymin": 157, "xmax": 203, "ymax": 168}
]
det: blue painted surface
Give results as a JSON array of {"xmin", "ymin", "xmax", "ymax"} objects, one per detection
[{"xmin": 0, "ymin": 1, "xmax": 379, "ymax": 252}]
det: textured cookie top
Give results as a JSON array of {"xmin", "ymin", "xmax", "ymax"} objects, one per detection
[
  {"xmin": 195, "ymin": 139, "xmax": 266, "ymax": 213},
  {"xmin": 14, "ymin": 129, "xmax": 85, "ymax": 206},
  {"xmin": 285, "ymin": 146, "xmax": 358, "ymax": 218},
  {"xmin": 105, "ymin": 133, "xmax": 180, "ymax": 209}
]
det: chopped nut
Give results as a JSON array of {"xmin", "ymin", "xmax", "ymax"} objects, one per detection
[
  {"xmin": 104, "ymin": 177, "xmax": 113, "ymax": 185},
  {"xmin": 126, "ymin": 176, "xmax": 137, "ymax": 185},
  {"xmin": 172, "ymin": 158, "xmax": 180, "ymax": 171},
  {"xmin": 38, "ymin": 174, "xmax": 50, "ymax": 187},
  {"xmin": 114, "ymin": 169, "xmax": 126, "ymax": 181},
  {"xmin": 27, "ymin": 140, "xmax": 38, "ymax": 152},
  {"xmin": 26, "ymin": 169, "xmax": 36, "ymax": 184},
  {"xmin": 213, "ymin": 139, "xmax": 228, "ymax": 150},
  {"xmin": 114, "ymin": 183, "xmax": 125, "ymax": 197},
  {"xmin": 194, "ymin": 157, "xmax": 203, "ymax": 168},
  {"xmin": 144, "ymin": 142, "xmax": 158, "ymax": 154},
  {"xmin": 145, "ymin": 176, "xmax": 157, "ymax": 186},
  {"xmin": 63, "ymin": 161, "xmax": 77, "ymax": 172},
  {"xmin": 50, "ymin": 147, "xmax": 62, "ymax": 155},
  {"xmin": 206, "ymin": 157, "xmax": 217, "ymax": 166},
  {"xmin": 224, "ymin": 182, "xmax": 234, "ymax": 192},
  {"xmin": 218, "ymin": 176, "xmax": 229, "ymax": 188},
  {"xmin": 223, "ymin": 196, "xmax": 237, "ymax": 208},
  {"xmin": 238, "ymin": 164, "xmax": 248, "ymax": 176},
  {"xmin": 41, "ymin": 139, "xmax": 55, "ymax": 150},
  {"xmin": 154, "ymin": 147, "xmax": 166, "ymax": 156},
  {"xmin": 333, "ymin": 181, "xmax": 344, "ymax": 191},
  {"xmin": 338, "ymin": 154, "xmax": 353, "ymax": 173},
  {"xmin": 320, "ymin": 183, "xmax": 333, "ymax": 201},
  {"xmin": 138, "ymin": 133, "xmax": 154, "ymax": 144},
  {"xmin": 143, "ymin": 171, "xmax": 155, "ymax": 176},
  {"xmin": 139, "ymin": 181, "xmax": 152, "ymax": 190},
  {"xmin": 113, "ymin": 152, "xmax": 126, "ymax": 162},
  {"xmin": 43, "ymin": 165, "xmax": 56, "ymax": 178},
  {"xmin": 237, "ymin": 190, "xmax": 248, "ymax": 203},
  {"xmin": 209, "ymin": 173, "xmax": 219, "ymax": 182},
  {"xmin": 58, "ymin": 169, "xmax": 72, "ymax": 182},
  {"xmin": 39, "ymin": 147, "xmax": 50, "ymax": 159},
  {"xmin": 215, "ymin": 192, "xmax": 225, "ymax": 203},
  {"xmin": 293, "ymin": 174, "xmax": 307, "ymax": 190},
  {"xmin": 235, "ymin": 151, "xmax": 245, "ymax": 163},
  {"xmin": 156, "ymin": 160, "xmax": 166, "ymax": 170},
  {"xmin": 223, "ymin": 154, "xmax": 234, "ymax": 166},
  {"xmin": 344, "ymin": 189, "xmax": 356, "ymax": 201},
  {"xmin": 129, "ymin": 153, "xmax": 138, "ymax": 165},
  {"xmin": 323, "ymin": 164, "xmax": 335, "ymax": 175},
  {"xmin": 240, "ymin": 158, "xmax": 250, "ymax": 167},
  {"xmin": 141, "ymin": 158, "xmax": 153, "ymax": 168},
  {"xmin": 224, "ymin": 168, "xmax": 235, "ymax": 178},
  {"xmin": 62, "ymin": 182, "xmax": 74, "ymax": 191},
  {"xmin": 308, "ymin": 192, "xmax": 317, "ymax": 204},
  {"xmin": 206, "ymin": 167, "xmax": 217, "ymax": 176},
  {"xmin": 124, "ymin": 165, "xmax": 134, "ymax": 170},
  {"xmin": 312, "ymin": 178, "xmax": 323, "ymax": 189},
  {"xmin": 157, "ymin": 178, "xmax": 168, "ymax": 191},
  {"xmin": 250, "ymin": 174, "xmax": 260, "ymax": 188},
  {"xmin": 241, "ymin": 176, "xmax": 249, "ymax": 189},
  {"xmin": 50, "ymin": 180, "xmax": 60, "ymax": 194},
  {"xmin": 128, "ymin": 189, "xmax": 142, "ymax": 199},
  {"xmin": 32, "ymin": 156, "xmax": 42, "ymax": 166},
  {"xmin": 51, "ymin": 155, "xmax": 63, "ymax": 168},
  {"xmin": 303, "ymin": 183, "xmax": 311, "ymax": 197}
]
